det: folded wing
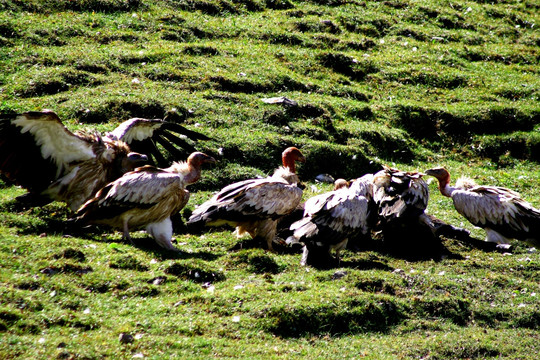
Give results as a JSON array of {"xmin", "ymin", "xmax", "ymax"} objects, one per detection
[
  {"xmin": 189, "ymin": 178, "xmax": 303, "ymax": 226},
  {"xmin": 452, "ymin": 186, "xmax": 540, "ymax": 241}
]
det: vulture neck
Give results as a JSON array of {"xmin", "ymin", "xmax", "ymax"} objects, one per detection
[
  {"xmin": 168, "ymin": 161, "xmax": 201, "ymax": 185},
  {"xmin": 436, "ymin": 174, "xmax": 455, "ymax": 198},
  {"xmin": 282, "ymin": 156, "xmax": 297, "ymax": 174}
]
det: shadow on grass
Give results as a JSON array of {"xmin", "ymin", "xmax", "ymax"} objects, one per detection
[
  {"xmin": 129, "ymin": 238, "xmax": 221, "ymax": 262},
  {"xmin": 262, "ymin": 296, "xmax": 407, "ymax": 338}
]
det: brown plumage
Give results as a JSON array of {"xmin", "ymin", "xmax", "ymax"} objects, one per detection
[
  {"xmin": 0, "ymin": 110, "xmax": 209, "ymax": 210},
  {"xmin": 373, "ymin": 166, "xmax": 429, "ymax": 224},
  {"xmin": 75, "ymin": 152, "xmax": 215, "ymax": 251},
  {"xmin": 187, "ymin": 147, "xmax": 306, "ymax": 251},
  {"xmin": 276, "ymin": 177, "xmax": 350, "ymax": 244},
  {"xmin": 287, "ymin": 173, "xmax": 375, "ymax": 267},
  {"xmin": 371, "ymin": 165, "xmax": 449, "ymax": 256},
  {"xmin": 0, "ymin": 110, "xmax": 148, "ymax": 211},
  {"xmin": 426, "ymin": 167, "xmax": 540, "ymax": 246}
]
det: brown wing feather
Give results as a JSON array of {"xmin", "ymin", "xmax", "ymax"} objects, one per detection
[
  {"xmin": 188, "ymin": 178, "xmax": 303, "ymax": 226},
  {"xmin": 0, "ymin": 111, "xmax": 94, "ymax": 193},
  {"xmin": 374, "ymin": 168, "xmax": 428, "ymax": 221},
  {"xmin": 76, "ymin": 167, "xmax": 185, "ymax": 227},
  {"xmin": 108, "ymin": 117, "xmax": 209, "ymax": 166},
  {"xmin": 292, "ymin": 189, "xmax": 372, "ymax": 246},
  {"xmin": 452, "ymin": 186, "xmax": 540, "ymax": 240}
]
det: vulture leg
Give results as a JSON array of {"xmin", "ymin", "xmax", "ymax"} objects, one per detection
[
  {"xmin": 300, "ymin": 246, "xmax": 309, "ymax": 266},
  {"xmin": 302, "ymin": 244, "xmax": 338, "ymax": 268},
  {"xmin": 122, "ymin": 219, "xmax": 133, "ymax": 244},
  {"xmin": 332, "ymin": 239, "xmax": 349, "ymax": 265},
  {"xmin": 258, "ymin": 219, "xmax": 279, "ymax": 252},
  {"xmin": 146, "ymin": 218, "xmax": 179, "ymax": 252}
]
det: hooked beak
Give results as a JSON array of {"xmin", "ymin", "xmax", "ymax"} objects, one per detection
[
  {"xmin": 204, "ymin": 155, "xmax": 217, "ymax": 164},
  {"xmin": 128, "ymin": 152, "xmax": 148, "ymax": 164}
]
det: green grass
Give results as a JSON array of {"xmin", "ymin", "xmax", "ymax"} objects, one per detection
[{"xmin": 1, "ymin": 0, "xmax": 539, "ymax": 358}]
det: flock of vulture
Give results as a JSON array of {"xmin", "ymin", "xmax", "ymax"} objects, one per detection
[{"xmin": 1, "ymin": 111, "xmax": 539, "ymax": 267}]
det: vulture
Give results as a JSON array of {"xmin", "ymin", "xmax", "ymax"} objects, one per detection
[
  {"xmin": 370, "ymin": 166, "xmax": 453, "ymax": 258},
  {"xmin": 287, "ymin": 174, "xmax": 376, "ymax": 267},
  {"xmin": 276, "ymin": 177, "xmax": 352, "ymax": 244},
  {"xmin": 187, "ymin": 147, "xmax": 306, "ymax": 251},
  {"xmin": 75, "ymin": 152, "xmax": 216, "ymax": 251},
  {"xmin": 0, "ymin": 110, "xmax": 147, "ymax": 211},
  {"xmin": 0, "ymin": 110, "xmax": 209, "ymax": 210},
  {"xmin": 425, "ymin": 167, "xmax": 540, "ymax": 246},
  {"xmin": 372, "ymin": 166, "xmax": 429, "ymax": 226}
]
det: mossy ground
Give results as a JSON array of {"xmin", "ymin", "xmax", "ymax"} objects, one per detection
[{"xmin": 1, "ymin": 0, "xmax": 539, "ymax": 358}]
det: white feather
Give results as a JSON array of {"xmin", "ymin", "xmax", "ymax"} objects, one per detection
[{"xmin": 13, "ymin": 114, "xmax": 95, "ymax": 171}]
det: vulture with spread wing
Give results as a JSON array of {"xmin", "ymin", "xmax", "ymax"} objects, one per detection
[
  {"xmin": 0, "ymin": 110, "xmax": 209, "ymax": 210},
  {"xmin": 372, "ymin": 166, "xmax": 429, "ymax": 226},
  {"xmin": 107, "ymin": 111, "xmax": 210, "ymax": 167},
  {"xmin": 370, "ymin": 165, "xmax": 450, "ymax": 255},
  {"xmin": 287, "ymin": 174, "xmax": 376, "ymax": 267},
  {"xmin": 426, "ymin": 167, "xmax": 540, "ymax": 246},
  {"xmin": 75, "ymin": 152, "xmax": 215, "ymax": 251},
  {"xmin": 187, "ymin": 147, "xmax": 305, "ymax": 251},
  {"xmin": 0, "ymin": 110, "xmax": 148, "ymax": 211}
]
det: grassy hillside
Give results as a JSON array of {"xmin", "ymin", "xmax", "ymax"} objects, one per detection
[{"xmin": 0, "ymin": 0, "xmax": 539, "ymax": 358}]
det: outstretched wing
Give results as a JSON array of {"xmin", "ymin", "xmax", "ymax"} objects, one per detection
[
  {"xmin": 452, "ymin": 186, "xmax": 540, "ymax": 240},
  {"xmin": 374, "ymin": 168, "xmax": 428, "ymax": 221},
  {"xmin": 0, "ymin": 110, "xmax": 95, "ymax": 193},
  {"xmin": 76, "ymin": 166, "xmax": 184, "ymax": 222},
  {"xmin": 188, "ymin": 177, "xmax": 303, "ymax": 226},
  {"xmin": 108, "ymin": 118, "xmax": 210, "ymax": 166}
]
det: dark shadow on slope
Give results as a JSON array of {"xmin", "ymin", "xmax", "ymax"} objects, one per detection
[{"xmin": 262, "ymin": 296, "xmax": 406, "ymax": 338}]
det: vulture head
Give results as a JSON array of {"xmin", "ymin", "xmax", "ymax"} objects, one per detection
[
  {"xmin": 182, "ymin": 152, "xmax": 216, "ymax": 185},
  {"xmin": 425, "ymin": 167, "xmax": 451, "ymax": 188},
  {"xmin": 109, "ymin": 139, "xmax": 148, "ymax": 178},
  {"xmin": 188, "ymin": 151, "xmax": 217, "ymax": 167},
  {"xmin": 282, "ymin": 147, "xmax": 306, "ymax": 173},
  {"xmin": 333, "ymin": 178, "xmax": 350, "ymax": 190},
  {"xmin": 123, "ymin": 152, "xmax": 149, "ymax": 171}
]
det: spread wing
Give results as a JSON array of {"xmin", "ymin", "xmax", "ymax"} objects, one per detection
[
  {"xmin": 108, "ymin": 118, "xmax": 210, "ymax": 166},
  {"xmin": 452, "ymin": 186, "xmax": 540, "ymax": 239},
  {"xmin": 374, "ymin": 169, "xmax": 428, "ymax": 221},
  {"xmin": 76, "ymin": 166, "xmax": 185, "ymax": 222},
  {"xmin": 0, "ymin": 111, "xmax": 95, "ymax": 193},
  {"xmin": 188, "ymin": 177, "xmax": 303, "ymax": 226},
  {"xmin": 292, "ymin": 189, "xmax": 371, "ymax": 246}
]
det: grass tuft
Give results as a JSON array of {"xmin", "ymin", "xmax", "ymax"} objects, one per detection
[
  {"xmin": 263, "ymin": 296, "xmax": 406, "ymax": 337},
  {"xmin": 109, "ymin": 255, "xmax": 149, "ymax": 271},
  {"xmin": 165, "ymin": 259, "xmax": 226, "ymax": 283}
]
